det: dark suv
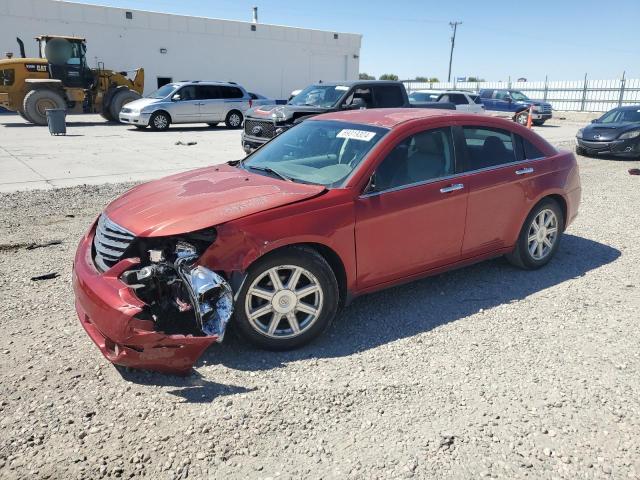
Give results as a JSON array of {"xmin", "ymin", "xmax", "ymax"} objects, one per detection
[
  {"xmin": 241, "ymin": 80, "xmax": 453, "ymax": 153},
  {"xmin": 479, "ymin": 89, "xmax": 553, "ymax": 126}
]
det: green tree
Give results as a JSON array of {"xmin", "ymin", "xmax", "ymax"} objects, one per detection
[
  {"xmin": 415, "ymin": 76, "xmax": 429, "ymax": 82},
  {"xmin": 428, "ymin": 77, "xmax": 440, "ymax": 83},
  {"xmin": 379, "ymin": 73, "xmax": 399, "ymax": 81},
  {"xmin": 467, "ymin": 76, "xmax": 485, "ymax": 82},
  {"xmin": 359, "ymin": 72, "xmax": 376, "ymax": 80}
]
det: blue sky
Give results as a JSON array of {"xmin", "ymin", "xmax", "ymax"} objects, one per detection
[{"xmin": 72, "ymin": 0, "xmax": 639, "ymax": 81}]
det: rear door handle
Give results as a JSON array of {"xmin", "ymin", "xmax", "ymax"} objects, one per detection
[
  {"xmin": 515, "ymin": 167, "xmax": 534, "ymax": 175},
  {"xmin": 440, "ymin": 183, "xmax": 464, "ymax": 193}
]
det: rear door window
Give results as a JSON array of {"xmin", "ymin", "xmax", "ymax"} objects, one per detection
[
  {"xmin": 448, "ymin": 93, "xmax": 468, "ymax": 105},
  {"xmin": 522, "ymin": 138, "xmax": 544, "ymax": 159},
  {"xmin": 462, "ymin": 127, "xmax": 516, "ymax": 170},
  {"xmin": 197, "ymin": 85, "xmax": 222, "ymax": 99},
  {"xmin": 372, "ymin": 85, "xmax": 405, "ymax": 107}
]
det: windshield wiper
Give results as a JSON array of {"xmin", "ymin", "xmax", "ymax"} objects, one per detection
[{"xmin": 248, "ymin": 165, "xmax": 292, "ymax": 182}]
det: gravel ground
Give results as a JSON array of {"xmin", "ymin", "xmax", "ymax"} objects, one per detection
[{"xmin": 0, "ymin": 150, "xmax": 639, "ymax": 479}]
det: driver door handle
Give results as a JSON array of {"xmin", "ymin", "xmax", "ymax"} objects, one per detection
[
  {"xmin": 515, "ymin": 167, "xmax": 534, "ymax": 175},
  {"xmin": 440, "ymin": 183, "xmax": 464, "ymax": 193}
]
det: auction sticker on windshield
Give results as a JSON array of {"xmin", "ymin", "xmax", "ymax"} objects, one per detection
[{"xmin": 337, "ymin": 129, "xmax": 377, "ymax": 141}]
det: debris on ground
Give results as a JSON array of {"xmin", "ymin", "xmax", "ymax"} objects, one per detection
[
  {"xmin": 25, "ymin": 240, "xmax": 62, "ymax": 250},
  {"xmin": 30, "ymin": 272, "xmax": 60, "ymax": 281},
  {"xmin": 175, "ymin": 141, "xmax": 197, "ymax": 146}
]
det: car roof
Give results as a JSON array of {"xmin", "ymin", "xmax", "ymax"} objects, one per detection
[
  {"xmin": 174, "ymin": 81, "xmax": 243, "ymax": 87},
  {"xmin": 308, "ymin": 80, "xmax": 402, "ymax": 87},
  {"xmin": 615, "ymin": 105, "xmax": 640, "ymax": 111},
  {"xmin": 313, "ymin": 108, "xmax": 475, "ymax": 128}
]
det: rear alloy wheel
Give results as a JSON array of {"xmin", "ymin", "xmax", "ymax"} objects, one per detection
[
  {"xmin": 235, "ymin": 247, "xmax": 339, "ymax": 350},
  {"xmin": 149, "ymin": 111, "xmax": 170, "ymax": 131},
  {"xmin": 506, "ymin": 199, "xmax": 564, "ymax": 269},
  {"xmin": 22, "ymin": 89, "xmax": 66, "ymax": 126},
  {"xmin": 225, "ymin": 110, "xmax": 243, "ymax": 129}
]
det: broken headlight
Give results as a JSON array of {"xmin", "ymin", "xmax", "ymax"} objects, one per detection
[{"xmin": 120, "ymin": 227, "xmax": 233, "ymax": 339}]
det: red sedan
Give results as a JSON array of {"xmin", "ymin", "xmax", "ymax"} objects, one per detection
[{"xmin": 73, "ymin": 108, "xmax": 581, "ymax": 374}]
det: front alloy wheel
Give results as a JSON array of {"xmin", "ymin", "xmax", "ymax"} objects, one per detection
[
  {"xmin": 246, "ymin": 265, "xmax": 323, "ymax": 338},
  {"xmin": 234, "ymin": 247, "xmax": 339, "ymax": 350}
]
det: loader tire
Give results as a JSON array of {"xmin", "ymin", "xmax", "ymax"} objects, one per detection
[
  {"xmin": 17, "ymin": 109, "xmax": 32, "ymax": 123},
  {"xmin": 100, "ymin": 110, "xmax": 115, "ymax": 122},
  {"xmin": 23, "ymin": 89, "xmax": 66, "ymax": 126},
  {"xmin": 109, "ymin": 89, "xmax": 141, "ymax": 121}
]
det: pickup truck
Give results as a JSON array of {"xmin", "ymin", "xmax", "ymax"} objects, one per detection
[
  {"xmin": 479, "ymin": 89, "xmax": 552, "ymax": 126},
  {"xmin": 241, "ymin": 80, "xmax": 454, "ymax": 153}
]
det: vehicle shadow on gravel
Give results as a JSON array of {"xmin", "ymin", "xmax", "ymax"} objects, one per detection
[
  {"xmin": 116, "ymin": 367, "xmax": 256, "ymax": 403},
  {"xmin": 206, "ymin": 234, "xmax": 620, "ymax": 374}
]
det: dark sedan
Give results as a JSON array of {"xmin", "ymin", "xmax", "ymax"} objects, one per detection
[{"xmin": 576, "ymin": 106, "xmax": 640, "ymax": 158}]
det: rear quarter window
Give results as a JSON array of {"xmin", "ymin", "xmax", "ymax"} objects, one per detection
[
  {"xmin": 522, "ymin": 138, "xmax": 545, "ymax": 159},
  {"xmin": 222, "ymin": 87, "xmax": 244, "ymax": 99},
  {"xmin": 0, "ymin": 69, "xmax": 15, "ymax": 86},
  {"xmin": 372, "ymin": 86, "xmax": 404, "ymax": 107}
]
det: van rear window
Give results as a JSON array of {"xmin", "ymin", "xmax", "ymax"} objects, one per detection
[{"xmin": 0, "ymin": 69, "xmax": 15, "ymax": 86}]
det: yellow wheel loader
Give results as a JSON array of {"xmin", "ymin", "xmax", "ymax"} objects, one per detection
[{"xmin": 0, "ymin": 35, "xmax": 144, "ymax": 125}]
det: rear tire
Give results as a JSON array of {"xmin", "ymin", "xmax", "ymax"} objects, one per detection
[
  {"xmin": 149, "ymin": 111, "xmax": 171, "ymax": 131},
  {"xmin": 234, "ymin": 247, "xmax": 339, "ymax": 350},
  {"xmin": 225, "ymin": 110, "xmax": 243, "ymax": 129},
  {"xmin": 17, "ymin": 109, "xmax": 32, "ymax": 122},
  {"xmin": 22, "ymin": 89, "xmax": 66, "ymax": 126},
  {"xmin": 506, "ymin": 198, "xmax": 564, "ymax": 270},
  {"xmin": 100, "ymin": 110, "xmax": 115, "ymax": 122},
  {"xmin": 109, "ymin": 89, "xmax": 142, "ymax": 121}
]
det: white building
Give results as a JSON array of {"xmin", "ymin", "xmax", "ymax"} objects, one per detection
[{"xmin": 0, "ymin": 0, "xmax": 362, "ymax": 98}]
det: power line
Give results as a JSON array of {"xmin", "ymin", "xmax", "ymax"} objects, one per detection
[{"xmin": 447, "ymin": 21, "xmax": 462, "ymax": 83}]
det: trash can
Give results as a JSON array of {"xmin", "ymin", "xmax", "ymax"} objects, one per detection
[{"xmin": 45, "ymin": 108, "xmax": 66, "ymax": 136}]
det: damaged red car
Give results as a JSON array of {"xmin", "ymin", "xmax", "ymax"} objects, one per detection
[{"xmin": 73, "ymin": 108, "xmax": 581, "ymax": 374}]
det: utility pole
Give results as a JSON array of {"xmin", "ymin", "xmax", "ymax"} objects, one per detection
[{"xmin": 447, "ymin": 21, "xmax": 462, "ymax": 83}]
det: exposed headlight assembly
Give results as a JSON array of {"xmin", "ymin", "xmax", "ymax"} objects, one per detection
[
  {"xmin": 576, "ymin": 128, "xmax": 584, "ymax": 139},
  {"xmin": 619, "ymin": 130, "xmax": 640, "ymax": 140}
]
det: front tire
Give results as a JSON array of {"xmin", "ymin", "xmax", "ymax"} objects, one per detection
[
  {"xmin": 225, "ymin": 110, "xmax": 243, "ymax": 129},
  {"xmin": 149, "ymin": 111, "xmax": 171, "ymax": 131},
  {"xmin": 22, "ymin": 89, "xmax": 66, "ymax": 126},
  {"xmin": 234, "ymin": 247, "xmax": 339, "ymax": 350},
  {"xmin": 533, "ymin": 120, "xmax": 545, "ymax": 126},
  {"xmin": 575, "ymin": 145, "xmax": 587, "ymax": 157},
  {"xmin": 506, "ymin": 199, "xmax": 564, "ymax": 270}
]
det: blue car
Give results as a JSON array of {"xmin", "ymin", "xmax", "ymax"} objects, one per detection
[{"xmin": 479, "ymin": 89, "xmax": 553, "ymax": 126}]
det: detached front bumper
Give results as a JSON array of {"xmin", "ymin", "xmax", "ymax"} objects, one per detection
[
  {"xmin": 119, "ymin": 111, "xmax": 151, "ymax": 126},
  {"xmin": 576, "ymin": 137, "xmax": 640, "ymax": 158},
  {"xmin": 72, "ymin": 228, "xmax": 218, "ymax": 374}
]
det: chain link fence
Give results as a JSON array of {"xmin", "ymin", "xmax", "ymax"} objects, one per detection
[{"xmin": 403, "ymin": 75, "xmax": 640, "ymax": 112}]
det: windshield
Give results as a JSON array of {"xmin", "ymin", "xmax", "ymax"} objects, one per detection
[
  {"xmin": 510, "ymin": 91, "xmax": 530, "ymax": 101},
  {"xmin": 598, "ymin": 108, "xmax": 640, "ymax": 124},
  {"xmin": 243, "ymin": 120, "xmax": 388, "ymax": 186},
  {"xmin": 146, "ymin": 84, "xmax": 179, "ymax": 99},
  {"xmin": 289, "ymin": 85, "xmax": 348, "ymax": 108}
]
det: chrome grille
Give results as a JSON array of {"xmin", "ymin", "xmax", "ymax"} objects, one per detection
[
  {"xmin": 244, "ymin": 119, "xmax": 275, "ymax": 139},
  {"xmin": 93, "ymin": 214, "xmax": 135, "ymax": 272},
  {"xmin": 538, "ymin": 104, "xmax": 552, "ymax": 113}
]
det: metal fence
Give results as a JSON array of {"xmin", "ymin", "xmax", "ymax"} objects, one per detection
[{"xmin": 403, "ymin": 75, "xmax": 640, "ymax": 112}]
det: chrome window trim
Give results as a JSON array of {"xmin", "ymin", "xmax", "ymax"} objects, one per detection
[{"xmin": 360, "ymin": 156, "xmax": 546, "ymax": 199}]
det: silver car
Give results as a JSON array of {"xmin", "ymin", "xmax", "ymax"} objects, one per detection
[{"xmin": 119, "ymin": 81, "xmax": 251, "ymax": 130}]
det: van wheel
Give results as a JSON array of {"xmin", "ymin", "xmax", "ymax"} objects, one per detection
[
  {"xmin": 506, "ymin": 198, "xmax": 564, "ymax": 269},
  {"xmin": 22, "ymin": 89, "xmax": 66, "ymax": 126},
  {"xmin": 109, "ymin": 89, "xmax": 141, "ymax": 120},
  {"xmin": 149, "ymin": 111, "xmax": 171, "ymax": 131},
  {"xmin": 234, "ymin": 247, "xmax": 339, "ymax": 350},
  {"xmin": 225, "ymin": 110, "xmax": 243, "ymax": 129}
]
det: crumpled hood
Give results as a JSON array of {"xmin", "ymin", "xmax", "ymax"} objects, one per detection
[
  {"xmin": 246, "ymin": 104, "xmax": 328, "ymax": 122},
  {"xmin": 582, "ymin": 122, "xmax": 640, "ymax": 141},
  {"xmin": 105, "ymin": 164, "xmax": 325, "ymax": 237}
]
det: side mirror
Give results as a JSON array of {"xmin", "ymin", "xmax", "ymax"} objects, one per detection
[
  {"xmin": 346, "ymin": 97, "xmax": 366, "ymax": 110},
  {"xmin": 171, "ymin": 94, "xmax": 181, "ymax": 101},
  {"xmin": 591, "ymin": 119, "xmax": 598, "ymax": 123},
  {"xmin": 504, "ymin": 96, "xmax": 512, "ymax": 102}
]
